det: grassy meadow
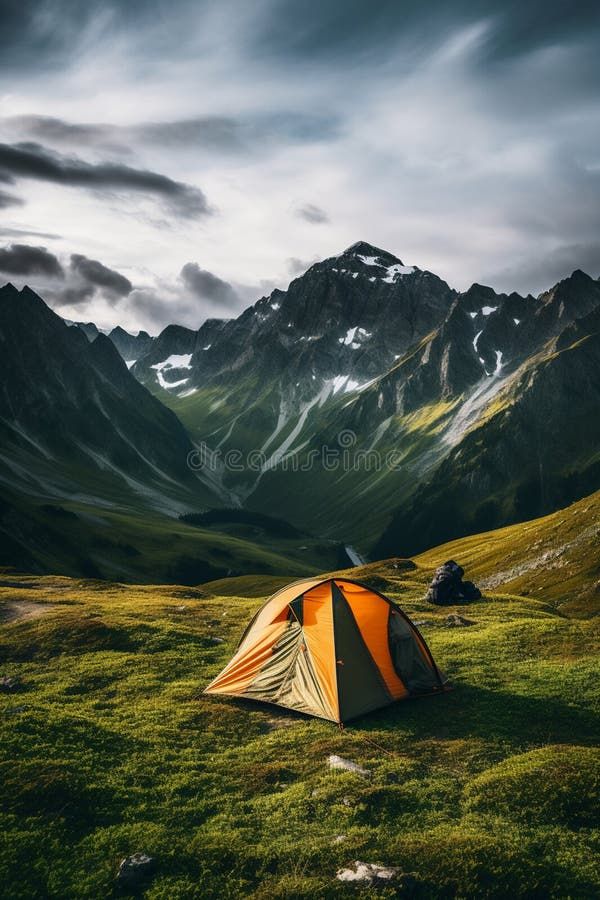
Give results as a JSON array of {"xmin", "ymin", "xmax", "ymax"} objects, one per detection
[{"xmin": 1, "ymin": 497, "xmax": 599, "ymax": 898}]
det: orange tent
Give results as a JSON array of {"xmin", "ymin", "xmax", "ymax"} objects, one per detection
[{"xmin": 205, "ymin": 577, "xmax": 446, "ymax": 723}]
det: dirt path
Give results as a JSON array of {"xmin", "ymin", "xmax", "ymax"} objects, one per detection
[{"xmin": 0, "ymin": 600, "xmax": 55, "ymax": 624}]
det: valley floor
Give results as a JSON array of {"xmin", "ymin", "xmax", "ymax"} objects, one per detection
[{"xmin": 1, "ymin": 557, "xmax": 598, "ymax": 899}]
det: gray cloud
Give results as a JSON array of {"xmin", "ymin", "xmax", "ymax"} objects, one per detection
[
  {"xmin": 70, "ymin": 254, "xmax": 133, "ymax": 297},
  {"xmin": 180, "ymin": 262, "xmax": 240, "ymax": 308},
  {"xmin": 7, "ymin": 111, "xmax": 340, "ymax": 157},
  {"xmin": 295, "ymin": 203, "xmax": 329, "ymax": 224},
  {"xmin": 8, "ymin": 116, "xmax": 113, "ymax": 146},
  {"xmin": 4, "ymin": 2, "xmax": 599, "ymax": 77},
  {"xmin": 51, "ymin": 284, "xmax": 97, "ymax": 308},
  {"xmin": 0, "ymin": 243, "xmax": 64, "ymax": 278},
  {"xmin": 0, "ymin": 189, "xmax": 23, "ymax": 209},
  {"xmin": 487, "ymin": 242, "xmax": 600, "ymax": 295},
  {"xmin": 287, "ymin": 256, "xmax": 318, "ymax": 275},
  {"xmin": 1, "ymin": 0, "xmax": 599, "ymax": 321},
  {"xmin": 0, "ymin": 142, "xmax": 211, "ymax": 218},
  {"xmin": 0, "ymin": 226, "xmax": 61, "ymax": 239},
  {"xmin": 258, "ymin": 0, "xmax": 600, "ymax": 71}
]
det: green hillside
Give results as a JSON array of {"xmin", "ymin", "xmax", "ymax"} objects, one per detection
[
  {"xmin": 0, "ymin": 487, "xmax": 343, "ymax": 585},
  {"xmin": 1, "ymin": 492, "xmax": 598, "ymax": 898},
  {"xmin": 414, "ymin": 486, "xmax": 600, "ymax": 616}
]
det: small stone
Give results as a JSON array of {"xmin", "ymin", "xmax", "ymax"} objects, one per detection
[
  {"xmin": 333, "ymin": 834, "xmax": 347, "ymax": 844},
  {"xmin": 0, "ymin": 675, "xmax": 22, "ymax": 693},
  {"xmin": 206, "ymin": 636, "xmax": 225, "ymax": 644},
  {"xmin": 336, "ymin": 861, "xmax": 401, "ymax": 884},
  {"xmin": 116, "ymin": 853, "xmax": 154, "ymax": 886},
  {"xmin": 328, "ymin": 755, "xmax": 370, "ymax": 777},
  {"xmin": 445, "ymin": 613, "xmax": 475, "ymax": 627}
]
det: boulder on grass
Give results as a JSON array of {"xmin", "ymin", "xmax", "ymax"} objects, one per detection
[
  {"xmin": 0, "ymin": 675, "xmax": 22, "ymax": 693},
  {"xmin": 116, "ymin": 853, "xmax": 154, "ymax": 887}
]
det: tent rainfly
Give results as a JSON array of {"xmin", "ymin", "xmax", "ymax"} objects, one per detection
[{"xmin": 204, "ymin": 577, "xmax": 447, "ymax": 723}]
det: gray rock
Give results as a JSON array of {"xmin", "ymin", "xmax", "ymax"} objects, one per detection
[
  {"xmin": 336, "ymin": 861, "xmax": 401, "ymax": 884},
  {"xmin": 0, "ymin": 675, "xmax": 22, "ymax": 693},
  {"xmin": 328, "ymin": 755, "xmax": 370, "ymax": 777},
  {"xmin": 116, "ymin": 853, "xmax": 154, "ymax": 886}
]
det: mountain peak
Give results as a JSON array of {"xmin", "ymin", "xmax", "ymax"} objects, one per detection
[{"xmin": 339, "ymin": 241, "xmax": 402, "ymax": 265}]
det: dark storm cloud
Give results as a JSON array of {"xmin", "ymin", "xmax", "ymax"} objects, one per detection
[
  {"xmin": 0, "ymin": 142, "xmax": 211, "ymax": 217},
  {"xmin": 0, "ymin": 0, "xmax": 205, "ymax": 74},
  {"xmin": 70, "ymin": 254, "xmax": 133, "ymax": 297},
  {"xmin": 180, "ymin": 262, "xmax": 240, "ymax": 308},
  {"xmin": 6, "ymin": 1, "xmax": 599, "ymax": 74},
  {"xmin": 0, "ymin": 243, "xmax": 64, "ymax": 277},
  {"xmin": 295, "ymin": 203, "xmax": 329, "ymax": 225},
  {"xmin": 52, "ymin": 284, "xmax": 96, "ymax": 308},
  {"xmin": 259, "ymin": 0, "xmax": 600, "ymax": 68}
]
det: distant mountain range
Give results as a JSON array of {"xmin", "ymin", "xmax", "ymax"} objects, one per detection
[{"xmin": 2, "ymin": 241, "xmax": 599, "ymax": 578}]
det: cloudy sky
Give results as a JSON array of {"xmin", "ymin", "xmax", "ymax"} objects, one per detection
[{"xmin": 1, "ymin": 0, "xmax": 599, "ymax": 333}]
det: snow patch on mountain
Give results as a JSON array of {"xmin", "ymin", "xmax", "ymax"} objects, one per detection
[
  {"xmin": 383, "ymin": 263, "xmax": 415, "ymax": 282},
  {"xmin": 149, "ymin": 353, "xmax": 194, "ymax": 389},
  {"xmin": 356, "ymin": 254, "xmax": 383, "ymax": 267},
  {"xmin": 473, "ymin": 329, "xmax": 485, "ymax": 367},
  {"xmin": 151, "ymin": 354, "xmax": 193, "ymax": 371},
  {"xmin": 339, "ymin": 327, "xmax": 371, "ymax": 346},
  {"xmin": 443, "ymin": 371, "xmax": 509, "ymax": 447},
  {"xmin": 155, "ymin": 372, "xmax": 189, "ymax": 390}
]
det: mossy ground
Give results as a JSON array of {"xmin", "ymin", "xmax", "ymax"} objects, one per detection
[{"xmin": 1, "ymin": 543, "xmax": 598, "ymax": 899}]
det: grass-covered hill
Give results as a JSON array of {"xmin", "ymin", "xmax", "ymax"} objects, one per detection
[{"xmin": 1, "ymin": 491, "xmax": 598, "ymax": 899}]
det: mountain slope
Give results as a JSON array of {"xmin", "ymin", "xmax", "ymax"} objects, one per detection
[
  {"xmin": 116, "ymin": 248, "xmax": 600, "ymax": 555},
  {"xmin": 0, "ymin": 283, "xmax": 213, "ymax": 514},
  {"xmin": 412, "ymin": 485, "xmax": 600, "ymax": 616},
  {"xmin": 71, "ymin": 320, "xmax": 153, "ymax": 363},
  {"xmin": 0, "ymin": 284, "xmax": 346, "ymax": 580},
  {"xmin": 375, "ymin": 275, "xmax": 600, "ymax": 557}
]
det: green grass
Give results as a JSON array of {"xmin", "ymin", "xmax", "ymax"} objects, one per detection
[
  {"xmin": 1, "ymin": 548, "xmax": 598, "ymax": 898},
  {"xmin": 0, "ymin": 485, "xmax": 344, "ymax": 585},
  {"xmin": 415, "ymin": 486, "xmax": 600, "ymax": 615}
]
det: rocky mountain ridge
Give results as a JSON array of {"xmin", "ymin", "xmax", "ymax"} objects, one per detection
[{"xmin": 35, "ymin": 242, "xmax": 600, "ymax": 556}]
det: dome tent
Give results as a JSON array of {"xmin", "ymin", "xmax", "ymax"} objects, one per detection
[{"xmin": 205, "ymin": 577, "xmax": 446, "ymax": 723}]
